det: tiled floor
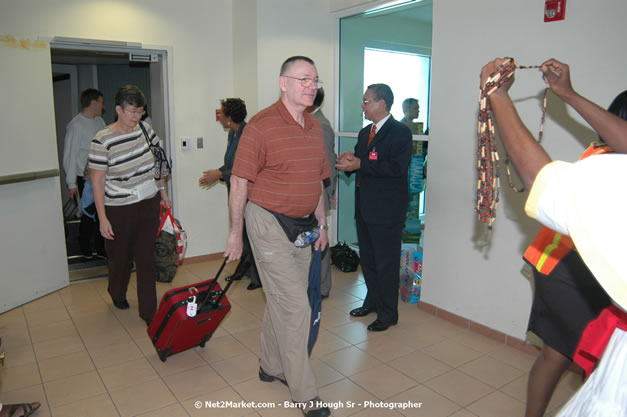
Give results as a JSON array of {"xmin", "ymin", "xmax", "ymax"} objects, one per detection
[{"xmin": 0, "ymin": 258, "xmax": 583, "ymax": 417}]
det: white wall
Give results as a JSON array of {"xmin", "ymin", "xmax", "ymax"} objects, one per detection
[
  {"xmin": 0, "ymin": 0, "xmax": 235, "ymax": 258},
  {"xmin": 424, "ymin": 0, "xmax": 627, "ymax": 339}
]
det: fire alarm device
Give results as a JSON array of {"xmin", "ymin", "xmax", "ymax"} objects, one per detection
[
  {"xmin": 544, "ymin": 0, "xmax": 566, "ymax": 22},
  {"xmin": 216, "ymin": 109, "xmax": 221, "ymax": 121}
]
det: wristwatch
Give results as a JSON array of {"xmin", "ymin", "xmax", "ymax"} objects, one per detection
[{"xmin": 318, "ymin": 224, "xmax": 329, "ymax": 231}]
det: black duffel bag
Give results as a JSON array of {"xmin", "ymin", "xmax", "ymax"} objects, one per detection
[{"xmin": 330, "ymin": 242, "xmax": 360, "ymax": 272}]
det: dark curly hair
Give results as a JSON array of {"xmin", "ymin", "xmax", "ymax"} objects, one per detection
[{"xmin": 221, "ymin": 98, "xmax": 247, "ymax": 124}]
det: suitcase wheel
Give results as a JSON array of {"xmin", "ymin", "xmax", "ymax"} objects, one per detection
[
  {"xmin": 158, "ymin": 347, "xmax": 172, "ymax": 362},
  {"xmin": 199, "ymin": 332, "xmax": 213, "ymax": 348}
]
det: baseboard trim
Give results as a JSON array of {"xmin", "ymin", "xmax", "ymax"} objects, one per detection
[
  {"xmin": 417, "ymin": 301, "xmax": 540, "ymax": 356},
  {"xmin": 182, "ymin": 252, "xmax": 225, "ymax": 264}
]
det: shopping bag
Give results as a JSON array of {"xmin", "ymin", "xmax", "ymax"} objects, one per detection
[{"xmin": 155, "ymin": 206, "xmax": 187, "ymax": 283}]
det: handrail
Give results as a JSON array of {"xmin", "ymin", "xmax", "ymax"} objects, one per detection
[{"xmin": 0, "ymin": 169, "xmax": 60, "ymax": 185}]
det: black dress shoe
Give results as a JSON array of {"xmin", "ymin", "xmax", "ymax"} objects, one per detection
[
  {"xmin": 367, "ymin": 319, "xmax": 397, "ymax": 332},
  {"xmin": 112, "ymin": 299, "xmax": 130, "ymax": 310},
  {"xmin": 259, "ymin": 367, "xmax": 288, "ymax": 386},
  {"xmin": 349, "ymin": 306, "xmax": 375, "ymax": 317},
  {"xmin": 301, "ymin": 397, "xmax": 331, "ymax": 417},
  {"xmin": 247, "ymin": 282, "xmax": 262, "ymax": 290}
]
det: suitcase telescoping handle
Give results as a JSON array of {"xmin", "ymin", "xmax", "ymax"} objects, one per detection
[{"xmin": 199, "ymin": 257, "xmax": 235, "ymax": 308}]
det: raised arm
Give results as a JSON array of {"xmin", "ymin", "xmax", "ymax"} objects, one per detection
[{"xmin": 540, "ymin": 58, "xmax": 627, "ymax": 153}]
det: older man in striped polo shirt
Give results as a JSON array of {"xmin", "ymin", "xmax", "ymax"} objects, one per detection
[{"xmin": 224, "ymin": 56, "xmax": 331, "ymax": 417}]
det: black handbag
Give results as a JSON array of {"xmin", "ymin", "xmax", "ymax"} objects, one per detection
[
  {"xmin": 139, "ymin": 122, "xmax": 171, "ymax": 180},
  {"xmin": 330, "ymin": 242, "xmax": 360, "ymax": 272}
]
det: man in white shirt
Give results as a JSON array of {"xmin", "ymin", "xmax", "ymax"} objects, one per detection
[{"xmin": 62, "ymin": 88, "xmax": 106, "ymax": 258}]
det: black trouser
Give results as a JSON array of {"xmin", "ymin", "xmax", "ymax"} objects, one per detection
[
  {"xmin": 233, "ymin": 221, "xmax": 261, "ymax": 285},
  {"xmin": 77, "ymin": 176, "xmax": 105, "ymax": 256},
  {"xmin": 356, "ymin": 216, "xmax": 404, "ymax": 324}
]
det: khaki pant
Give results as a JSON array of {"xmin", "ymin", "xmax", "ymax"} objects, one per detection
[{"xmin": 244, "ymin": 202, "xmax": 318, "ymax": 402}]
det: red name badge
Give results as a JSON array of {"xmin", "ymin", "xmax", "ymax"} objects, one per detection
[{"xmin": 369, "ymin": 151, "xmax": 378, "ymax": 160}]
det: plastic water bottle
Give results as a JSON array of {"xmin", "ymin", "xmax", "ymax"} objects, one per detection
[{"xmin": 294, "ymin": 228, "xmax": 320, "ymax": 248}]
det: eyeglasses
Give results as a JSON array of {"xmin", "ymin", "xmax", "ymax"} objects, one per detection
[
  {"xmin": 123, "ymin": 107, "xmax": 146, "ymax": 116},
  {"xmin": 283, "ymin": 76, "xmax": 323, "ymax": 88}
]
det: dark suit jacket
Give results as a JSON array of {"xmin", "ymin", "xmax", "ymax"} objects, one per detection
[
  {"xmin": 219, "ymin": 121, "xmax": 246, "ymax": 189},
  {"xmin": 352, "ymin": 116, "xmax": 412, "ymax": 224}
]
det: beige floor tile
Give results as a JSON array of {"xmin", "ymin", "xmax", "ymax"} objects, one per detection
[
  {"xmin": 135, "ymin": 403, "xmax": 189, "ymax": 417},
  {"xmin": 319, "ymin": 346, "xmax": 383, "ymax": 377},
  {"xmin": 349, "ymin": 363, "xmax": 418, "ymax": 400},
  {"xmin": 24, "ymin": 307, "xmax": 70, "ymax": 328},
  {"xmin": 98, "ymin": 357, "xmax": 159, "ymax": 391},
  {"xmin": 499, "ymin": 373, "xmax": 527, "ymax": 403},
  {"xmin": 487, "ymin": 345, "xmax": 536, "ymax": 372},
  {"xmin": 163, "ymin": 364, "xmax": 229, "ymax": 401},
  {"xmin": 449, "ymin": 409, "xmax": 478, "ymax": 416},
  {"xmin": 0, "ymin": 361, "xmax": 42, "ymax": 392},
  {"xmin": 318, "ymin": 306, "xmax": 354, "ymax": 330},
  {"xmin": 387, "ymin": 384, "xmax": 461, "ymax": 417},
  {"xmin": 355, "ymin": 334, "xmax": 417, "ymax": 363},
  {"xmin": 349, "ymin": 407, "xmax": 405, "ymax": 416},
  {"xmin": 89, "ymin": 339, "xmax": 144, "ymax": 369},
  {"xmin": 147, "ymin": 348, "xmax": 207, "ymax": 377},
  {"xmin": 321, "ymin": 291, "xmax": 362, "ymax": 309},
  {"xmin": 309, "ymin": 357, "xmax": 345, "ymax": 388},
  {"xmin": 196, "ymin": 334, "xmax": 251, "ymax": 364},
  {"xmin": 44, "ymin": 370, "xmax": 106, "ymax": 408},
  {"xmin": 0, "ymin": 384, "xmax": 51, "ymax": 417},
  {"xmin": 109, "ymin": 378, "xmax": 177, "ymax": 417},
  {"xmin": 1, "ymin": 342, "xmax": 36, "ymax": 368},
  {"xmin": 22, "ymin": 292, "xmax": 65, "ymax": 313},
  {"xmin": 458, "ymin": 355, "xmax": 526, "ymax": 388},
  {"xmin": 424, "ymin": 370, "xmax": 493, "ymax": 407},
  {"xmin": 0, "ymin": 326, "xmax": 31, "ymax": 352},
  {"xmin": 310, "ymin": 329, "xmax": 352, "ymax": 357},
  {"xmin": 421, "ymin": 339, "xmax": 483, "ymax": 368},
  {"xmin": 0, "ymin": 308, "xmax": 27, "ymax": 329},
  {"xmin": 383, "ymin": 326, "xmax": 451, "ymax": 350},
  {"xmin": 327, "ymin": 321, "xmax": 384, "ymax": 346},
  {"xmin": 454, "ymin": 331, "xmax": 506, "ymax": 354},
  {"xmin": 338, "ymin": 282, "xmax": 367, "ymax": 299},
  {"xmin": 33, "ymin": 334, "xmax": 86, "ymax": 362},
  {"xmin": 387, "ymin": 350, "xmax": 452, "ymax": 383},
  {"xmin": 182, "ymin": 386, "xmax": 250, "ymax": 417},
  {"xmin": 50, "ymin": 392, "xmax": 120, "ymax": 417},
  {"xmin": 39, "ymin": 350, "xmax": 95, "ymax": 382},
  {"xmin": 220, "ymin": 309, "xmax": 263, "ymax": 335},
  {"xmin": 230, "ymin": 329, "xmax": 262, "ymax": 357},
  {"xmin": 210, "ymin": 351, "xmax": 260, "ymax": 385},
  {"xmin": 29, "ymin": 319, "xmax": 79, "ymax": 344},
  {"xmin": 466, "ymin": 390, "xmax": 525, "ymax": 417},
  {"xmin": 317, "ymin": 378, "xmax": 380, "ymax": 417}
]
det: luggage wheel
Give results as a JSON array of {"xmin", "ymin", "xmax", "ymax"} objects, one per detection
[
  {"xmin": 199, "ymin": 333, "xmax": 213, "ymax": 348},
  {"xmin": 158, "ymin": 347, "xmax": 172, "ymax": 362}
]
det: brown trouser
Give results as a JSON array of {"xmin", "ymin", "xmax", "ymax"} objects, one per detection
[
  {"xmin": 245, "ymin": 202, "xmax": 318, "ymax": 402},
  {"xmin": 105, "ymin": 195, "xmax": 160, "ymax": 321}
]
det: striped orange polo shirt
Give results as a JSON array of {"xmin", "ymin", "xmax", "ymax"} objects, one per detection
[{"xmin": 232, "ymin": 99, "xmax": 330, "ymax": 218}]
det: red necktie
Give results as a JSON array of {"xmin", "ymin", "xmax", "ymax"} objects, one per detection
[{"xmin": 367, "ymin": 124, "xmax": 377, "ymax": 147}]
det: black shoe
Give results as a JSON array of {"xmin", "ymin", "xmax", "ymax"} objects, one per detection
[
  {"xmin": 321, "ymin": 294, "xmax": 329, "ymax": 299},
  {"xmin": 226, "ymin": 274, "xmax": 243, "ymax": 281},
  {"xmin": 143, "ymin": 317, "xmax": 152, "ymax": 326},
  {"xmin": 300, "ymin": 397, "xmax": 331, "ymax": 417},
  {"xmin": 367, "ymin": 318, "xmax": 397, "ymax": 332},
  {"xmin": 112, "ymin": 299, "xmax": 130, "ymax": 310},
  {"xmin": 349, "ymin": 306, "xmax": 375, "ymax": 317},
  {"xmin": 247, "ymin": 282, "xmax": 262, "ymax": 290},
  {"xmin": 259, "ymin": 367, "xmax": 288, "ymax": 386}
]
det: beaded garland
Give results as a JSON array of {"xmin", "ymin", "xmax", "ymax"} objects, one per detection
[{"xmin": 476, "ymin": 57, "xmax": 547, "ymax": 228}]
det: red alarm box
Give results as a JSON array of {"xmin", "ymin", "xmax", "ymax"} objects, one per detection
[{"xmin": 544, "ymin": 0, "xmax": 566, "ymax": 22}]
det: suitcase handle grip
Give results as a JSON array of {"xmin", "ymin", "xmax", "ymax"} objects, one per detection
[{"xmin": 199, "ymin": 258, "xmax": 229, "ymax": 308}]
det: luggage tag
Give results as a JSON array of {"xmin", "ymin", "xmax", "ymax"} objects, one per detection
[
  {"xmin": 369, "ymin": 148, "xmax": 378, "ymax": 161},
  {"xmin": 186, "ymin": 295, "xmax": 198, "ymax": 317}
]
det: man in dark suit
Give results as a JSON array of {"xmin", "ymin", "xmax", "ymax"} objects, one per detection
[{"xmin": 336, "ymin": 83, "xmax": 412, "ymax": 331}]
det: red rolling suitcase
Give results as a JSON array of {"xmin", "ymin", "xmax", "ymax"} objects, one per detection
[{"xmin": 147, "ymin": 259, "xmax": 233, "ymax": 361}]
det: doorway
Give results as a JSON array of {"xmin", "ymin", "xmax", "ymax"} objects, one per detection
[{"xmin": 50, "ymin": 42, "xmax": 171, "ymax": 281}]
